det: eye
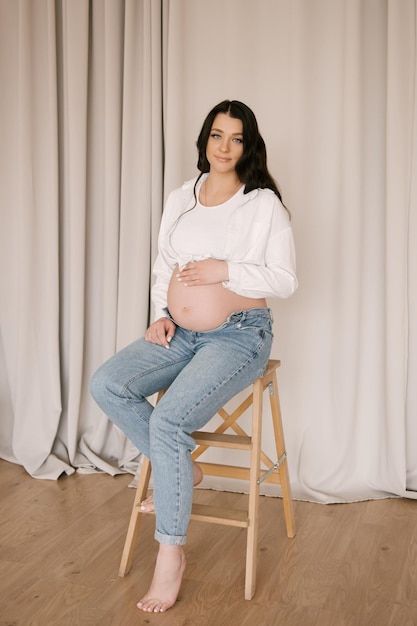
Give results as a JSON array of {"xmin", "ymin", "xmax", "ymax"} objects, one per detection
[
  {"xmin": 233, "ymin": 137, "xmax": 243, "ymax": 144},
  {"xmin": 210, "ymin": 133, "xmax": 222, "ymax": 140}
]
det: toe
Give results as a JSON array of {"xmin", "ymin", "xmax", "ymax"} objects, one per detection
[
  {"xmin": 137, "ymin": 597, "xmax": 167, "ymax": 613},
  {"xmin": 140, "ymin": 494, "xmax": 155, "ymax": 512}
]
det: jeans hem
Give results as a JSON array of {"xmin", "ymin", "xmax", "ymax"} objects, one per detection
[{"xmin": 154, "ymin": 530, "xmax": 187, "ymax": 546}]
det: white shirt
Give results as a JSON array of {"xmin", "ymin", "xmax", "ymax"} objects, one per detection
[{"xmin": 152, "ymin": 174, "xmax": 298, "ymax": 320}]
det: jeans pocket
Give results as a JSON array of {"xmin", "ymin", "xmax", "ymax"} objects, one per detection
[{"xmin": 239, "ymin": 316, "xmax": 274, "ymax": 339}]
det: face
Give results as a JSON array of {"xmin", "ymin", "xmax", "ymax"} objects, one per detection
[{"xmin": 206, "ymin": 113, "xmax": 244, "ymax": 175}]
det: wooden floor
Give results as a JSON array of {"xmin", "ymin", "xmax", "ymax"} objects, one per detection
[{"xmin": 0, "ymin": 459, "xmax": 416, "ymax": 626}]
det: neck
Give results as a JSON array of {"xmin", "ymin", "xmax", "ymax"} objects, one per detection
[
  {"xmin": 205, "ymin": 171, "xmax": 241, "ymax": 191},
  {"xmin": 201, "ymin": 173, "xmax": 242, "ymax": 207}
]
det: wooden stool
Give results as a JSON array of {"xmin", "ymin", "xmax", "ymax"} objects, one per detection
[{"xmin": 118, "ymin": 359, "xmax": 295, "ymax": 600}]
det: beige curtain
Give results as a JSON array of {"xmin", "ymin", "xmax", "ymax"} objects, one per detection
[
  {"xmin": 1, "ymin": 0, "xmax": 416, "ymax": 502},
  {"xmin": 160, "ymin": 0, "xmax": 417, "ymax": 502},
  {"xmin": 0, "ymin": 0, "xmax": 163, "ymax": 478}
]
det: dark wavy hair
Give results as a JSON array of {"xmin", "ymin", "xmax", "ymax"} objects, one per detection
[{"xmin": 195, "ymin": 99, "xmax": 283, "ymax": 202}]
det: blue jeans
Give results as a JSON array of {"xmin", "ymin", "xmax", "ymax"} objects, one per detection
[{"xmin": 89, "ymin": 308, "xmax": 273, "ymax": 546}]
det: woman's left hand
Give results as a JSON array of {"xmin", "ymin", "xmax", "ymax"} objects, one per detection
[{"xmin": 176, "ymin": 259, "xmax": 229, "ymax": 286}]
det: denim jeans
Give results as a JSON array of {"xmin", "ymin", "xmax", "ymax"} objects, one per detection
[{"xmin": 90, "ymin": 308, "xmax": 273, "ymax": 546}]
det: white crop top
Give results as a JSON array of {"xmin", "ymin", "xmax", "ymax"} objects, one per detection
[{"xmin": 169, "ymin": 185, "xmax": 245, "ymax": 270}]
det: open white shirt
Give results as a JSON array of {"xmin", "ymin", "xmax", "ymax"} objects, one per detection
[{"xmin": 152, "ymin": 174, "xmax": 298, "ymax": 320}]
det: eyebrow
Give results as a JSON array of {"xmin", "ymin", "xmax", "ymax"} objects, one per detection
[{"xmin": 211, "ymin": 127, "xmax": 243, "ymax": 136}]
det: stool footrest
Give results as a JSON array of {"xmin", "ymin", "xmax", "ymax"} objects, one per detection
[
  {"xmin": 190, "ymin": 503, "xmax": 248, "ymax": 527},
  {"xmin": 192, "ymin": 431, "xmax": 251, "ymax": 450},
  {"xmin": 197, "ymin": 462, "xmax": 250, "ymax": 481},
  {"xmin": 197, "ymin": 462, "xmax": 281, "ymax": 484},
  {"xmin": 137, "ymin": 501, "xmax": 248, "ymax": 527}
]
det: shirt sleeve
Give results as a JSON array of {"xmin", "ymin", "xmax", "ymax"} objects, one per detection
[
  {"xmin": 151, "ymin": 193, "xmax": 178, "ymax": 321},
  {"xmin": 223, "ymin": 198, "xmax": 298, "ymax": 299},
  {"xmin": 151, "ymin": 249, "xmax": 173, "ymax": 321}
]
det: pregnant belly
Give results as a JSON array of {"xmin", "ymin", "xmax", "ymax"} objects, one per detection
[{"xmin": 167, "ymin": 265, "xmax": 267, "ymax": 331}]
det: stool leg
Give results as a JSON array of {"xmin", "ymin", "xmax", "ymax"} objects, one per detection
[
  {"xmin": 245, "ymin": 377, "xmax": 263, "ymax": 600},
  {"xmin": 119, "ymin": 455, "xmax": 152, "ymax": 576},
  {"xmin": 269, "ymin": 372, "xmax": 296, "ymax": 538}
]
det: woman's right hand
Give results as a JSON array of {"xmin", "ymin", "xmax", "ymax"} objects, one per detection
[{"xmin": 145, "ymin": 317, "xmax": 177, "ymax": 349}]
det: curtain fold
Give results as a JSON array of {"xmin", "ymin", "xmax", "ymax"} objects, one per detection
[
  {"xmin": 406, "ymin": 5, "xmax": 417, "ymax": 489},
  {"xmin": 0, "ymin": 0, "xmax": 416, "ymax": 502},
  {"xmin": 56, "ymin": 0, "xmax": 91, "ymax": 472},
  {"xmin": 385, "ymin": 0, "xmax": 417, "ymax": 493}
]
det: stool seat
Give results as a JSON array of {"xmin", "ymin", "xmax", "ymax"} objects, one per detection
[{"xmin": 118, "ymin": 358, "xmax": 295, "ymax": 600}]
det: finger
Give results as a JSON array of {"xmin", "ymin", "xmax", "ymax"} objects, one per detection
[
  {"xmin": 163, "ymin": 334, "xmax": 172, "ymax": 349},
  {"xmin": 177, "ymin": 272, "xmax": 192, "ymax": 285}
]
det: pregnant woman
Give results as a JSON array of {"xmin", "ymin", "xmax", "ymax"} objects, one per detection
[{"xmin": 90, "ymin": 99, "xmax": 298, "ymax": 613}]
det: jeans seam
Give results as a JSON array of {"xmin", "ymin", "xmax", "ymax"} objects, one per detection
[
  {"xmin": 119, "ymin": 356, "xmax": 191, "ymax": 424},
  {"xmin": 119, "ymin": 353, "xmax": 189, "ymax": 394},
  {"xmin": 178, "ymin": 329, "xmax": 268, "ymax": 428}
]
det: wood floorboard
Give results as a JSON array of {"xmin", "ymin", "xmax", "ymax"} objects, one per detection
[{"xmin": 1, "ymin": 459, "xmax": 417, "ymax": 625}]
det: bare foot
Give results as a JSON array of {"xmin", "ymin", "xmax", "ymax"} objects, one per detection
[
  {"xmin": 141, "ymin": 462, "xmax": 203, "ymax": 513},
  {"xmin": 137, "ymin": 544, "xmax": 186, "ymax": 613}
]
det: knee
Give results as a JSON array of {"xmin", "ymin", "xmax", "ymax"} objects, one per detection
[{"xmin": 89, "ymin": 362, "xmax": 112, "ymax": 409}]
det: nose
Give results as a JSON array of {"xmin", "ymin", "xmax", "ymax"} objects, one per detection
[{"xmin": 219, "ymin": 138, "xmax": 230, "ymax": 152}]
